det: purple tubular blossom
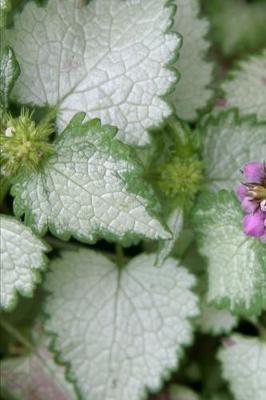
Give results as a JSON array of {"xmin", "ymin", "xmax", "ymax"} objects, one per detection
[
  {"xmin": 243, "ymin": 212, "xmax": 265, "ymax": 237},
  {"xmin": 237, "ymin": 184, "xmax": 247, "ymax": 201},
  {"xmin": 243, "ymin": 161, "xmax": 265, "ymax": 182},
  {"xmin": 237, "ymin": 161, "xmax": 266, "ymax": 243}
]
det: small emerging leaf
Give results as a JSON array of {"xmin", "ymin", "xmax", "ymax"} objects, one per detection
[
  {"xmin": 45, "ymin": 249, "xmax": 199, "ymax": 400},
  {"xmin": 0, "ymin": 46, "xmax": 20, "ymax": 119},
  {"xmin": 218, "ymin": 335, "xmax": 266, "ymax": 400},
  {"xmin": 199, "ymin": 300, "xmax": 238, "ymax": 335},
  {"xmin": 0, "ymin": 215, "xmax": 49, "ymax": 310},
  {"xmin": 156, "ymin": 206, "xmax": 184, "ymax": 266}
]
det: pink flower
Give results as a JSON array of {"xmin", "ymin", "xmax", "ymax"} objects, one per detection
[
  {"xmin": 243, "ymin": 161, "xmax": 265, "ymax": 182},
  {"xmin": 237, "ymin": 161, "xmax": 266, "ymax": 243},
  {"xmin": 243, "ymin": 212, "xmax": 265, "ymax": 237}
]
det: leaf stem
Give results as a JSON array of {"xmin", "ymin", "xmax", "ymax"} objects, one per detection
[
  {"xmin": 115, "ymin": 243, "xmax": 125, "ymax": 268},
  {"xmin": 257, "ymin": 322, "xmax": 266, "ymax": 341},
  {"xmin": 0, "ymin": 176, "xmax": 11, "ymax": 205},
  {"xmin": 0, "ymin": 316, "xmax": 35, "ymax": 353}
]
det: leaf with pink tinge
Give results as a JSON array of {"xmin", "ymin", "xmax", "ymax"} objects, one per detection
[{"xmin": 1, "ymin": 346, "xmax": 76, "ymax": 400}]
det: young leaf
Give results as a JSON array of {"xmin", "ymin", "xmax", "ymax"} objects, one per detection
[
  {"xmin": 11, "ymin": 114, "xmax": 170, "ymax": 243},
  {"xmin": 220, "ymin": 50, "xmax": 266, "ymax": 121},
  {"xmin": 44, "ymin": 249, "xmax": 199, "ymax": 400},
  {"xmin": 6, "ymin": 0, "xmax": 180, "ymax": 146},
  {"xmin": 1, "ymin": 340, "xmax": 76, "ymax": 400},
  {"xmin": 193, "ymin": 191, "xmax": 266, "ymax": 316},
  {"xmin": 171, "ymin": 0, "xmax": 213, "ymax": 120},
  {"xmin": 201, "ymin": 111, "xmax": 266, "ymax": 190},
  {"xmin": 199, "ymin": 301, "xmax": 238, "ymax": 335},
  {"xmin": 156, "ymin": 207, "xmax": 184, "ymax": 266},
  {"xmin": 218, "ymin": 335, "xmax": 266, "ymax": 400},
  {"xmin": 0, "ymin": 47, "xmax": 20, "ymax": 118},
  {"xmin": 0, "ymin": 215, "xmax": 49, "ymax": 310}
]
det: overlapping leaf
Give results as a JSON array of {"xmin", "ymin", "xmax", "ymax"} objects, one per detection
[
  {"xmin": 156, "ymin": 207, "xmax": 184, "ymax": 266},
  {"xmin": 11, "ymin": 114, "xmax": 170, "ymax": 243},
  {"xmin": 199, "ymin": 300, "xmax": 238, "ymax": 335},
  {"xmin": 6, "ymin": 0, "xmax": 180, "ymax": 145}
]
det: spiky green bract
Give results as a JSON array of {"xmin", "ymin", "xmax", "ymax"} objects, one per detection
[
  {"xmin": 218, "ymin": 335, "xmax": 266, "ymax": 400},
  {"xmin": 147, "ymin": 117, "xmax": 203, "ymax": 213},
  {"xmin": 220, "ymin": 51, "xmax": 266, "ymax": 122},
  {"xmin": 0, "ymin": 215, "xmax": 49, "ymax": 310},
  {"xmin": 171, "ymin": 0, "xmax": 214, "ymax": 120},
  {"xmin": 44, "ymin": 249, "xmax": 199, "ymax": 400},
  {"xmin": 1, "ymin": 109, "xmax": 55, "ymax": 177},
  {"xmin": 0, "ymin": 46, "xmax": 20, "ymax": 119},
  {"xmin": 6, "ymin": 0, "xmax": 181, "ymax": 146},
  {"xmin": 11, "ymin": 113, "xmax": 170, "ymax": 245},
  {"xmin": 193, "ymin": 190, "xmax": 266, "ymax": 316},
  {"xmin": 158, "ymin": 157, "xmax": 203, "ymax": 201},
  {"xmin": 146, "ymin": 117, "xmax": 203, "ymax": 264},
  {"xmin": 204, "ymin": 0, "xmax": 266, "ymax": 57},
  {"xmin": 201, "ymin": 110, "xmax": 266, "ymax": 191}
]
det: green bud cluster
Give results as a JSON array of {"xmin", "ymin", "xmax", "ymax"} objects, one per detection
[
  {"xmin": 157, "ymin": 157, "xmax": 203, "ymax": 200},
  {"xmin": 146, "ymin": 117, "xmax": 204, "ymax": 211},
  {"xmin": 0, "ymin": 110, "xmax": 55, "ymax": 177}
]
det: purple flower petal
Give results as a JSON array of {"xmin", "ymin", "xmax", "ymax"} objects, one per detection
[
  {"xmin": 241, "ymin": 197, "xmax": 258, "ymax": 213},
  {"xmin": 236, "ymin": 184, "xmax": 247, "ymax": 201},
  {"xmin": 243, "ymin": 161, "xmax": 264, "ymax": 183},
  {"xmin": 243, "ymin": 211, "xmax": 265, "ymax": 237},
  {"xmin": 261, "ymin": 233, "xmax": 266, "ymax": 243}
]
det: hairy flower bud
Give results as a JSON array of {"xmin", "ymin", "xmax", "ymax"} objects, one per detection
[{"xmin": 0, "ymin": 110, "xmax": 55, "ymax": 177}]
